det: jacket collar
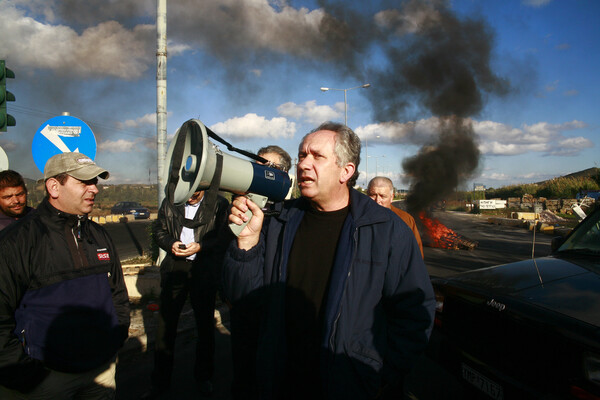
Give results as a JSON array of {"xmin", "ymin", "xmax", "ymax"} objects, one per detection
[
  {"xmin": 277, "ymin": 188, "xmax": 390, "ymax": 227},
  {"xmin": 38, "ymin": 197, "xmax": 87, "ymax": 229}
]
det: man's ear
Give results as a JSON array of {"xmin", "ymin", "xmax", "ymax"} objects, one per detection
[
  {"xmin": 339, "ymin": 163, "xmax": 356, "ymax": 185},
  {"xmin": 46, "ymin": 178, "xmax": 60, "ymax": 199}
]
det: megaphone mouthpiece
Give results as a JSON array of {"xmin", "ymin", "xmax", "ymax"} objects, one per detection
[{"xmin": 164, "ymin": 119, "xmax": 292, "ymax": 205}]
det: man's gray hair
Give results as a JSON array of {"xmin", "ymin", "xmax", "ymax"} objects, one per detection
[
  {"xmin": 368, "ymin": 176, "xmax": 394, "ymax": 193},
  {"xmin": 257, "ymin": 145, "xmax": 292, "ymax": 172},
  {"xmin": 300, "ymin": 121, "xmax": 361, "ymax": 187}
]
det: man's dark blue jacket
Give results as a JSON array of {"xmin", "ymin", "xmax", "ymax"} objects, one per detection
[{"xmin": 223, "ymin": 189, "xmax": 435, "ymax": 399}]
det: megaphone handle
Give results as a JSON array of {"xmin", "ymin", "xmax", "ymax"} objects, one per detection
[{"xmin": 229, "ymin": 193, "xmax": 269, "ymax": 237}]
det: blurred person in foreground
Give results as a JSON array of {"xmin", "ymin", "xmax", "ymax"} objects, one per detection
[
  {"xmin": 224, "ymin": 122, "xmax": 435, "ymax": 399},
  {"xmin": 147, "ymin": 185, "xmax": 231, "ymax": 398},
  {"xmin": 0, "ymin": 152, "xmax": 130, "ymax": 399},
  {"xmin": 229, "ymin": 145, "xmax": 292, "ymax": 400},
  {"xmin": 367, "ymin": 176, "xmax": 424, "ymax": 257},
  {"xmin": 257, "ymin": 145, "xmax": 294, "ymax": 210},
  {"xmin": 257, "ymin": 145, "xmax": 292, "ymax": 177},
  {"xmin": 0, "ymin": 170, "xmax": 34, "ymax": 231}
]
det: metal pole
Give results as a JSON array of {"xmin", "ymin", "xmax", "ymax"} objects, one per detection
[
  {"xmin": 344, "ymin": 89, "xmax": 348, "ymax": 126},
  {"xmin": 320, "ymin": 84, "xmax": 370, "ymax": 187},
  {"xmin": 365, "ymin": 136, "xmax": 368, "ymax": 187},
  {"xmin": 156, "ymin": 0, "xmax": 167, "ymax": 206}
]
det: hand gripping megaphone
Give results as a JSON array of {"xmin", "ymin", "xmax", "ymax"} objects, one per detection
[{"xmin": 163, "ymin": 119, "xmax": 292, "ymax": 235}]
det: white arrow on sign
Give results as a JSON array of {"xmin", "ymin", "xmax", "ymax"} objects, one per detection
[{"xmin": 41, "ymin": 125, "xmax": 79, "ymax": 153}]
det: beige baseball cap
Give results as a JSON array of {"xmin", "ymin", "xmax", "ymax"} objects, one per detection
[{"xmin": 43, "ymin": 152, "xmax": 109, "ymax": 181}]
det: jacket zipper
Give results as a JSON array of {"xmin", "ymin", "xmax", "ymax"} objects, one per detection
[
  {"xmin": 20, "ymin": 329, "xmax": 28, "ymax": 353},
  {"xmin": 328, "ymin": 226, "xmax": 358, "ymax": 351},
  {"xmin": 278, "ymin": 223, "xmax": 287, "ymax": 281},
  {"xmin": 71, "ymin": 219, "xmax": 85, "ymax": 268}
]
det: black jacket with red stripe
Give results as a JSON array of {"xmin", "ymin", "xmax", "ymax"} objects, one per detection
[{"xmin": 0, "ymin": 197, "xmax": 130, "ymax": 392}]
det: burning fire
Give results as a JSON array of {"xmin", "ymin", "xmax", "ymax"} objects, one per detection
[{"xmin": 419, "ymin": 212, "xmax": 478, "ymax": 250}]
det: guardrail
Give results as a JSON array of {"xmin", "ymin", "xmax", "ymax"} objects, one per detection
[{"xmin": 90, "ymin": 213, "xmax": 158, "ymax": 224}]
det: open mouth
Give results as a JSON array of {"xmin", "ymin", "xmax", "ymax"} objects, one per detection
[{"xmin": 299, "ymin": 176, "xmax": 314, "ymax": 185}]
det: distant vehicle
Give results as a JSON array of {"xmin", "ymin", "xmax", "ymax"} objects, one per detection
[
  {"xmin": 110, "ymin": 202, "xmax": 150, "ymax": 220},
  {"xmin": 431, "ymin": 205, "xmax": 600, "ymax": 399}
]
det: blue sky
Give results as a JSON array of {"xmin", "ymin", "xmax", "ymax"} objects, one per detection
[{"xmin": 0, "ymin": 0, "xmax": 598, "ymax": 191}]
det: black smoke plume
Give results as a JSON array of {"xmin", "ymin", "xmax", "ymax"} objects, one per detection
[
  {"xmin": 402, "ymin": 117, "xmax": 479, "ymax": 214},
  {"xmin": 358, "ymin": 0, "xmax": 511, "ymax": 213}
]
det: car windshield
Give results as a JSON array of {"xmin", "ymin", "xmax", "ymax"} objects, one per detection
[{"xmin": 557, "ymin": 207, "xmax": 600, "ymax": 255}]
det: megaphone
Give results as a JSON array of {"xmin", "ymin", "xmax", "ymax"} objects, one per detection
[{"xmin": 163, "ymin": 119, "xmax": 292, "ymax": 233}]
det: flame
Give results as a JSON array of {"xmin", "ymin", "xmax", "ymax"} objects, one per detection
[{"xmin": 419, "ymin": 212, "xmax": 478, "ymax": 250}]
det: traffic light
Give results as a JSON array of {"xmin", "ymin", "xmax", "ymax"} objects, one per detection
[{"xmin": 0, "ymin": 60, "xmax": 16, "ymax": 132}]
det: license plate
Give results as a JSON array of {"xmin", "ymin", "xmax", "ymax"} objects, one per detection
[{"xmin": 462, "ymin": 363, "xmax": 504, "ymax": 400}]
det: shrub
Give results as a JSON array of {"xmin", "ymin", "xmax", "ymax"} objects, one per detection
[
  {"xmin": 486, "ymin": 176, "xmax": 599, "ymax": 200},
  {"xmin": 537, "ymin": 177, "xmax": 599, "ymax": 199}
]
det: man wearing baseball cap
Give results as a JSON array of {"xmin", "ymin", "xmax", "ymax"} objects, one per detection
[{"xmin": 0, "ymin": 152, "xmax": 130, "ymax": 399}]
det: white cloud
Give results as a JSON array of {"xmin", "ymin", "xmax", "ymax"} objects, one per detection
[
  {"xmin": 98, "ymin": 138, "xmax": 139, "ymax": 152},
  {"xmin": 480, "ymin": 171, "xmax": 511, "ymax": 182},
  {"xmin": 356, "ymin": 117, "xmax": 592, "ymax": 158},
  {"xmin": 474, "ymin": 119, "xmax": 591, "ymax": 156},
  {"xmin": 277, "ymin": 101, "xmax": 340, "ymax": 125},
  {"xmin": 210, "ymin": 113, "xmax": 296, "ymax": 140},
  {"xmin": 522, "ymin": 0, "xmax": 552, "ymax": 7},
  {"xmin": 0, "ymin": 2, "xmax": 174, "ymax": 79},
  {"xmin": 549, "ymin": 136, "xmax": 594, "ymax": 156},
  {"xmin": 479, "ymin": 170, "xmax": 558, "ymax": 186},
  {"xmin": 118, "ymin": 113, "xmax": 159, "ymax": 129},
  {"xmin": 168, "ymin": 0, "xmax": 327, "ymax": 60},
  {"xmin": 355, "ymin": 118, "xmax": 445, "ymax": 144}
]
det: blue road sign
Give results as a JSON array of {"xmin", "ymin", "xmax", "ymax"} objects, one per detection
[{"xmin": 32, "ymin": 115, "xmax": 97, "ymax": 173}]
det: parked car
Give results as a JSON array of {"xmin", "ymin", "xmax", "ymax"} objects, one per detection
[
  {"xmin": 110, "ymin": 201, "xmax": 150, "ymax": 219},
  {"xmin": 431, "ymin": 206, "xmax": 600, "ymax": 399}
]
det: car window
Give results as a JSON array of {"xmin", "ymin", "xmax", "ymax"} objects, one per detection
[{"xmin": 558, "ymin": 208, "xmax": 600, "ymax": 253}]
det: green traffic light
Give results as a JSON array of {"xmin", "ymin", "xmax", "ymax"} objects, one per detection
[{"xmin": 0, "ymin": 59, "xmax": 16, "ymax": 132}]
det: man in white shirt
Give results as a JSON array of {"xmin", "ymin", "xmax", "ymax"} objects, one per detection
[{"xmin": 148, "ymin": 189, "xmax": 231, "ymax": 398}]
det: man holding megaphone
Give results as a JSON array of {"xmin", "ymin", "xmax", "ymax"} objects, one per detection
[
  {"xmin": 229, "ymin": 145, "xmax": 292, "ymax": 400},
  {"xmin": 223, "ymin": 122, "xmax": 435, "ymax": 400}
]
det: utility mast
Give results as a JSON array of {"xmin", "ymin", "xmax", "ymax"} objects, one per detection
[{"xmin": 156, "ymin": 0, "xmax": 167, "ymax": 206}]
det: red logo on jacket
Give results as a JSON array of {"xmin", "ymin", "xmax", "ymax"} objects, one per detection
[{"xmin": 97, "ymin": 250, "xmax": 110, "ymax": 261}]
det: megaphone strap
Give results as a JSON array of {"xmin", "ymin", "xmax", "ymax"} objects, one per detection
[{"xmin": 204, "ymin": 125, "xmax": 269, "ymax": 165}]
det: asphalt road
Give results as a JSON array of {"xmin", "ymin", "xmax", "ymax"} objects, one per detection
[
  {"xmin": 116, "ymin": 320, "xmax": 233, "ymax": 400},
  {"xmin": 114, "ymin": 210, "xmax": 559, "ymax": 399},
  {"xmin": 422, "ymin": 211, "xmax": 553, "ymax": 278},
  {"xmin": 104, "ymin": 219, "xmax": 153, "ymax": 261}
]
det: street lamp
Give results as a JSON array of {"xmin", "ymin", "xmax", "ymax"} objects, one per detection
[
  {"xmin": 320, "ymin": 83, "xmax": 370, "ymax": 126},
  {"xmin": 368, "ymin": 155, "xmax": 385, "ymax": 177},
  {"xmin": 320, "ymin": 83, "xmax": 371, "ymax": 186}
]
